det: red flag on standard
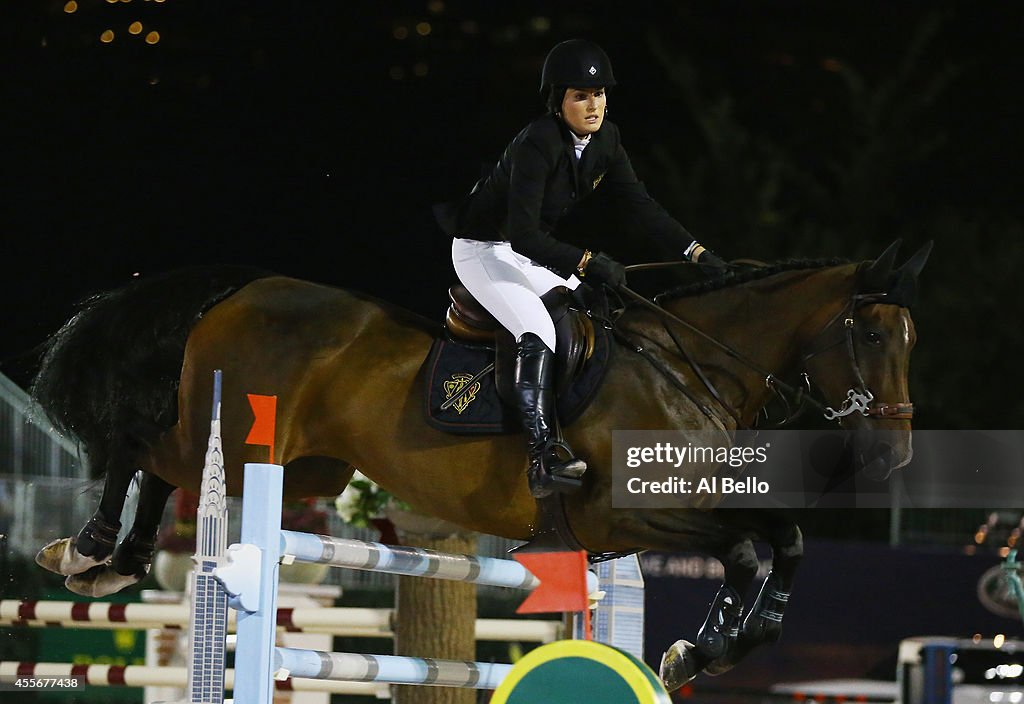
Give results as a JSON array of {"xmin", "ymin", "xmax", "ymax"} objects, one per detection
[
  {"xmin": 245, "ymin": 394, "xmax": 277, "ymax": 463},
  {"xmin": 514, "ymin": 551, "xmax": 589, "ymax": 614}
]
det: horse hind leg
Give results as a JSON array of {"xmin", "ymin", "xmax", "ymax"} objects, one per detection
[
  {"xmin": 659, "ymin": 539, "xmax": 759, "ymax": 691},
  {"xmin": 65, "ymin": 473, "xmax": 176, "ymax": 598},
  {"xmin": 36, "ymin": 449, "xmax": 136, "ymax": 577}
]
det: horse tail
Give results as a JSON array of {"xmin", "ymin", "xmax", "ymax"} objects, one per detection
[{"xmin": 32, "ymin": 266, "xmax": 271, "ymax": 476}]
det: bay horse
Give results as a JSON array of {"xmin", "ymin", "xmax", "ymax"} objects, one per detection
[{"xmin": 32, "ymin": 240, "xmax": 930, "ymax": 691}]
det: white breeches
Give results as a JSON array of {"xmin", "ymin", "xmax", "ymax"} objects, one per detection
[{"xmin": 451, "ymin": 238, "xmax": 580, "ymax": 352}]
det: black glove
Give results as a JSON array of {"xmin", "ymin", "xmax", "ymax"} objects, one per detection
[
  {"xmin": 697, "ymin": 249, "xmax": 727, "ymax": 269},
  {"xmin": 585, "ymin": 252, "xmax": 627, "ymax": 288}
]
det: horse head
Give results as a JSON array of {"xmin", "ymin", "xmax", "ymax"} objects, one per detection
[{"xmin": 802, "ymin": 239, "xmax": 932, "ymax": 479}]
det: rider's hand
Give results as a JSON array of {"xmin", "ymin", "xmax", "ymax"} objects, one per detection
[{"xmin": 585, "ymin": 252, "xmax": 627, "ymax": 289}]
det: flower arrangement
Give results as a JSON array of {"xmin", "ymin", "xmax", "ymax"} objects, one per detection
[
  {"xmin": 334, "ymin": 470, "xmax": 405, "ymax": 543},
  {"xmin": 334, "ymin": 470, "xmax": 405, "ymax": 527}
]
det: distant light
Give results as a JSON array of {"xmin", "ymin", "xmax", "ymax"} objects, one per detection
[
  {"xmin": 976, "ymin": 530, "xmax": 988, "ymax": 544},
  {"xmin": 529, "ymin": 16, "xmax": 551, "ymax": 34},
  {"xmin": 106, "ymin": 0, "xmax": 118, "ymax": 3},
  {"xmin": 1000, "ymin": 546, "xmax": 1011, "ymax": 558},
  {"xmin": 1010, "ymin": 692, "xmax": 1022, "ymax": 704},
  {"xmin": 416, "ymin": 22, "xmax": 431, "ymax": 36},
  {"xmin": 821, "ymin": 58, "xmax": 843, "ymax": 72},
  {"xmin": 995, "ymin": 634, "xmax": 1007, "ymax": 649},
  {"xmin": 975, "ymin": 634, "xmax": 985, "ymax": 643},
  {"xmin": 992, "ymin": 693, "xmax": 1005, "ymax": 703},
  {"xmin": 129, "ymin": 21, "xmax": 143, "ymax": 35},
  {"xmin": 460, "ymin": 20, "xmax": 479, "ymax": 36},
  {"xmin": 988, "ymin": 668, "xmax": 998, "ymax": 680},
  {"xmin": 64, "ymin": 1, "xmax": 78, "ymax": 13},
  {"xmin": 413, "ymin": 62, "xmax": 428, "ymax": 77},
  {"xmin": 100, "ymin": 29, "xmax": 115, "ymax": 43},
  {"xmin": 427, "ymin": 0, "xmax": 445, "ymax": 13},
  {"xmin": 389, "ymin": 66, "xmax": 405, "ymax": 81},
  {"xmin": 148, "ymin": 76, "xmax": 159, "ymax": 85},
  {"xmin": 393, "ymin": 26, "xmax": 408, "ymax": 40},
  {"xmin": 145, "ymin": 31, "xmax": 160, "ymax": 44},
  {"xmin": 132, "ymin": 272, "xmax": 141, "ymax": 278}
]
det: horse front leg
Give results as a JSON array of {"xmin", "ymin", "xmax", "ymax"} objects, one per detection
[
  {"xmin": 738, "ymin": 522, "xmax": 802, "ymax": 652},
  {"xmin": 64, "ymin": 473, "xmax": 176, "ymax": 597},
  {"xmin": 702, "ymin": 520, "xmax": 804, "ymax": 676},
  {"xmin": 659, "ymin": 539, "xmax": 760, "ymax": 691}
]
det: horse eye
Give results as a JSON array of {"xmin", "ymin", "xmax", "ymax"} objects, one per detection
[{"xmin": 865, "ymin": 331, "xmax": 883, "ymax": 345}]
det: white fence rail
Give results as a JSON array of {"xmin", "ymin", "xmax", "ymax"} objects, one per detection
[{"xmin": 0, "ymin": 372, "xmax": 84, "ymax": 480}]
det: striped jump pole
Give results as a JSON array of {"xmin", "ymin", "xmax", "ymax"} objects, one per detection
[
  {"xmin": 0, "ymin": 661, "xmax": 382, "ymax": 696},
  {"xmin": 274, "ymin": 648, "xmax": 512, "ymax": 689},
  {"xmin": 0, "ymin": 599, "xmax": 561, "ymax": 641},
  {"xmin": 279, "ymin": 531, "xmax": 541, "ymax": 590}
]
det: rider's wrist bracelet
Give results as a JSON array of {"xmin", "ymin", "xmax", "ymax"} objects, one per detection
[{"xmin": 577, "ymin": 250, "xmax": 593, "ymax": 277}]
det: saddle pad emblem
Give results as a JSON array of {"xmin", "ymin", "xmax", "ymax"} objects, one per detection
[
  {"xmin": 592, "ymin": 172, "xmax": 605, "ymax": 190},
  {"xmin": 444, "ymin": 373, "xmax": 482, "ymax": 414}
]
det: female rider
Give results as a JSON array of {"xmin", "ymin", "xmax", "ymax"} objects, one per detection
[{"xmin": 436, "ymin": 39, "xmax": 724, "ymax": 498}]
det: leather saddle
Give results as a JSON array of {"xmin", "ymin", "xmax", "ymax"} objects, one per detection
[{"xmin": 445, "ymin": 284, "xmax": 596, "ymax": 399}]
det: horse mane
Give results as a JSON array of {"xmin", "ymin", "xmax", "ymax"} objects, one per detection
[{"xmin": 656, "ymin": 257, "xmax": 851, "ymax": 302}]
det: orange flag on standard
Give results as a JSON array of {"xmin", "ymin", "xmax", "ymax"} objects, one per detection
[
  {"xmin": 514, "ymin": 550, "xmax": 591, "ymax": 638},
  {"xmin": 246, "ymin": 393, "xmax": 277, "ymax": 463}
]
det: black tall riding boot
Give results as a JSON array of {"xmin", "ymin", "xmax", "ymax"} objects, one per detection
[{"xmin": 514, "ymin": 333, "xmax": 587, "ymax": 498}]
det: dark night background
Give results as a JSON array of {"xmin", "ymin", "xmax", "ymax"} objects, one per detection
[{"xmin": 3, "ymin": 0, "xmax": 1022, "ymax": 430}]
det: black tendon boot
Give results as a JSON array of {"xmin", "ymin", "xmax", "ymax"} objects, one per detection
[
  {"xmin": 514, "ymin": 333, "xmax": 587, "ymax": 498},
  {"xmin": 696, "ymin": 585, "xmax": 744, "ymax": 674},
  {"xmin": 659, "ymin": 584, "xmax": 743, "ymax": 690},
  {"xmin": 742, "ymin": 571, "xmax": 790, "ymax": 644}
]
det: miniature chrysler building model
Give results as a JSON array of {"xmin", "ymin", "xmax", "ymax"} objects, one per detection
[{"xmin": 187, "ymin": 370, "xmax": 229, "ymax": 703}]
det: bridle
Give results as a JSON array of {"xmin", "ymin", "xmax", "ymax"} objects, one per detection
[
  {"xmin": 609, "ymin": 263, "xmax": 914, "ymax": 428},
  {"xmin": 797, "ymin": 292, "xmax": 914, "ymax": 422}
]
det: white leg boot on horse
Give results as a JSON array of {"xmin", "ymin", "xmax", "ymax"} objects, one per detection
[
  {"xmin": 513, "ymin": 332, "xmax": 586, "ymax": 498},
  {"xmin": 37, "ymin": 471, "xmax": 175, "ymax": 597}
]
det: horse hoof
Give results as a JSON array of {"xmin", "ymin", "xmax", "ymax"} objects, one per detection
[
  {"xmin": 36, "ymin": 537, "xmax": 106, "ymax": 577},
  {"xmin": 65, "ymin": 565, "xmax": 145, "ymax": 598},
  {"xmin": 659, "ymin": 639, "xmax": 699, "ymax": 692}
]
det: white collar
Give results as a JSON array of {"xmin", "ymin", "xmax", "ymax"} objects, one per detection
[
  {"xmin": 570, "ymin": 131, "xmax": 592, "ymax": 160},
  {"xmin": 571, "ymin": 131, "xmax": 592, "ymax": 148}
]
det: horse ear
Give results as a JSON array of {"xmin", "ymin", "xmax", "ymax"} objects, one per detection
[
  {"xmin": 896, "ymin": 240, "xmax": 933, "ymax": 280},
  {"xmin": 861, "ymin": 239, "xmax": 902, "ymax": 292},
  {"xmin": 886, "ymin": 240, "xmax": 933, "ymax": 307}
]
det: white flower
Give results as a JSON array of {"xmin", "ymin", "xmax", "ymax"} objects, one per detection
[
  {"xmin": 333, "ymin": 470, "xmax": 400, "ymax": 527},
  {"xmin": 334, "ymin": 489, "xmax": 359, "ymax": 523}
]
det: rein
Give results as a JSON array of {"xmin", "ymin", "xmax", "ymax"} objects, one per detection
[{"xmin": 611, "ymin": 261, "xmax": 913, "ymax": 425}]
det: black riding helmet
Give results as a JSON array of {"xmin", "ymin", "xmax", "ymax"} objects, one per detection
[{"xmin": 540, "ymin": 39, "xmax": 616, "ymax": 113}]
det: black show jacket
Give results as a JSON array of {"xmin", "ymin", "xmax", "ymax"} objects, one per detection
[{"xmin": 437, "ymin": 114, "xmax": 696, "ymax": 278}]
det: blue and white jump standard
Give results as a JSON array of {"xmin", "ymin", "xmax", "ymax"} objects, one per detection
[{"xmin": 215, "ymin": 463, "xmax": 517, "ymax": 703}]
